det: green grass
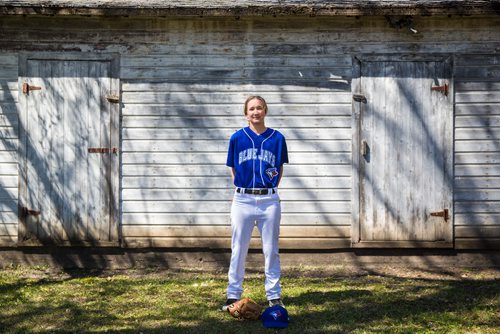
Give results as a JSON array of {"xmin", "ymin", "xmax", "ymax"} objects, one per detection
[{"xmin": 0, "ymin": 266, "xmax": 498, "ymax": 333}]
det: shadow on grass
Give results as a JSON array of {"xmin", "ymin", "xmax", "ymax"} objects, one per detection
[{"xmin": 0, "ymin": 275, "xmax": 498, "ymax": 334}]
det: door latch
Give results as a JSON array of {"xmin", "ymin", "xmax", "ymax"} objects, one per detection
[{"xmin": 430, "ymin": 209, "xmax": 449, "ymax": 222}]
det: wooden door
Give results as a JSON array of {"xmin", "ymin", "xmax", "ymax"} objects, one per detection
[
  {"xmin": 353, "ymin": 56, "xmax": 453, "ymax": 248},
  {"xmin": 18, "ymin": 54, "xmax": 119, "ymax": 245}
]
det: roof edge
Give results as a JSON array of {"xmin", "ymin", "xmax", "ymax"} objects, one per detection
[{"xmin": 1, "ymin": 2, "xmax": 500, "ymax": 17}]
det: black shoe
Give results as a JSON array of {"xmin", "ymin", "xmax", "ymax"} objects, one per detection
[{"xmin": 220, "ymin": 298, "xmax": 238, "ymax": 312}]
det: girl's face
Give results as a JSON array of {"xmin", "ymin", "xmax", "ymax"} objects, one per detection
[{"xmin": 245, "ymin": 98, "xmax": 267, "ymax": 126}]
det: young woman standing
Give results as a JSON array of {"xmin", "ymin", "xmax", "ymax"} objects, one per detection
[{"xmin": 222, "ymin": 96, "xmax": 289, "ymax": 310}]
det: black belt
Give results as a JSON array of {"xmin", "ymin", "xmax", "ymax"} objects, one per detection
[{"xmin": 236, "ymin": 188, "xmax": 276, "ymax": 195}]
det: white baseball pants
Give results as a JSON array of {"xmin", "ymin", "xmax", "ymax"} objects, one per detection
[{"xmin": 227, "ymin": 190, "xmax": 282, "ymax": 301}]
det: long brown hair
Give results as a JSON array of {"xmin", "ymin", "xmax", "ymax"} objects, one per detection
[{"xmin": 243, "ymin": 95, "xmax": 268, "ymax": 115}]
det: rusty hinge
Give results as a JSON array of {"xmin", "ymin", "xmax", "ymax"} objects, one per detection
[
  {"xmin": 431, "ymin": 83, "xmax": 448, "ymax": 96},
  {"xmin": 88, "ymin": 147, "xmax": 118, "ymax": 154},
  {"xmin": 22, "ymin": 82, "xmax": 42, "ymax": 94},
  {"xmin": 21, "ymin": 206, "xmax": 41, "ymax": 216},
  {"xmin": 430, "ymin": 209, "xmax": 449, "ymax": 222}
]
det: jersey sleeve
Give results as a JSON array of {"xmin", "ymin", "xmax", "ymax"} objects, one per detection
[
  {"xmin": 281, "ymin": 136, "xmax": 289, "ymax": 165},
  {"xmin": 226, "ymin": 135, "xmax": 235, "ymax": 167}
]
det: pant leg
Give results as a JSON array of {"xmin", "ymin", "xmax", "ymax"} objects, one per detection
[
  {"xmin": 227, "ymin": 193, "xmax": 255, "ymax": 300},
  {"xmin": 256, "ymin": 193, "xmax": 282, "ymax": 300}
]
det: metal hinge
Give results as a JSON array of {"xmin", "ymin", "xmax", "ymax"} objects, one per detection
[
  {"xmin": 430, "ymin": 209, "xmax": 449, "ymax": 222},
  {"xmin": 106, "ymin": 94, "xmax": 120, "ymax": 103},
  {"xmin": 22, "ymin": 82, "xmax": 42, "ymax": 94},
  {"xmin": 353, "ymin": 94, "xmax": 367, "ymax": 103},
  {"xmin": 88, "ymin": 147, "xmax": 118, "ymax": 154},
  {"xmin": 431, "ymin": 83, "xmax": 448, "ymax": 96},
  {"xmin": 21, "ymin": 206, "xmax": 41, "ymax": 216}
]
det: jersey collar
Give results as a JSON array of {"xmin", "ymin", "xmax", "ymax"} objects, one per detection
[{"xmin": 245, "ymin": 126, "xmax": 273, "ymax": 139}]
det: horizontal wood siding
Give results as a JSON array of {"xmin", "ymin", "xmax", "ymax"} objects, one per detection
[
  {"xmin": 120, "ymin": 48, "xmax": 353, "ymax": 247},
  {"xmin": 454, "ymin": 55, "xmax": 500, "ymax": 249},
  {"xmin": 0, "ymin": 15, "xmax": 499, "ymax": 249},
  {"xmin": 0, "ymin": 53, "xmax": 18, "ymax": 245}
]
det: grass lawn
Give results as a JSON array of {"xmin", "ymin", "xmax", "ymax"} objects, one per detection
[{"xmin": 0, "ymin": 265, "xmax": 498, "ymax": 333}]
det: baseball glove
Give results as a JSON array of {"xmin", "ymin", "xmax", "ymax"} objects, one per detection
[{"xmin": 227, "ymin": 297, "xmax": 263, "ymax": 320}]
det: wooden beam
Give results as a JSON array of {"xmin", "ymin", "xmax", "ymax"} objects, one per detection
[
  {"xmin": 121, "ymin": 237, "xmax": 350, "ymax": 249},
  {"xmin": 1, "ymin": 1, "xmax": 498, "ymax": 17}
]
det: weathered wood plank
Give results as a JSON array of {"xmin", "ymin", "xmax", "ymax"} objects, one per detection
[
  {"xmin": 0, "ymin": 139, "xmax": 18, "ymax": 151},
  {"xmin": 0, "ymin": 236, "xmax": 17, "ymax": 246},
  {"xmin": 121, "ymin": 237, "xmax": 350, "ymax": 249},
  {"xmin": 0, "ymin": 103, "xmax": 18, "ymax": 115},
  {"xmin": 122, "ymin": 164, "xmax": 352, "ymax": 177},
  {"xmin": 0, "ymin": 223, "xmax": 16, "ymax": 236},
  {"xmin": 455, "ymin": 165, "xmax": 500, "ymax": 177},
  {"xmin": 455, "ymin": 239, "xmax": 500, "ymax": 250},
  {"xmin": 0, "ymin": 115, "xmax": 17, "ymax": 128},
  {"xmin": 454, "ymin": 65, "xmax": 500, "ymax": 79},
  {"xmin": 122, "ymin": 104, "xmax": 352, "ymax": 117},
  {"xmin": 455, "ymin": 116, "xmax": 500, "ymax": 128},
  {"xmin": 121, "ymin": 67, "xmax": 353, "ymax": 80},
  {"xmin": 122, "ymin": 91, "xmax": 352, "ymax": 104},
  {"xmin": 0, "ymin": 187, "xmax": 18, "ymax": 200},
  {"xmin": 455, "ymin": 140, "xmax": 500, "ymax": 151},
  {"xmin": 455, "ymin": 177, "xmax": 500, "ymax": 188},
  {"xmin": 455, "ymin": 202, "xmax": 500, "ymax": 213},
  {"xmin": 121, "ymin": 81, "xmax": 351, "ymax": 94},
  {"xmin": 0, "ymin": 151, "xmax": 17, "ymax": 163},
  {"xmin": 455, "ymin": 128, "xmax": 500, "ymax": 140},
  {"xmin": 455, "ymin": 92, "xmax": 500, "ymax": 103},
  {"xmin": 455, "ymin": 81, "xmax": 500, "ymax": 92},
  {"xmin": 122, "ymin": 116, "xmax": 352, "ymax": 129},
  {"xmin": 0, "ymin": 163, "xmax": 17, "ymax": 175},
  {"xmin": 0, "ymin": 176, "xmax": 17, "ymax": 188},
  {"xmin": 123, "ymin": 128, "xmax": 352, "ymax": 141},
  {"xmin": 122, "ymin": 188, "xmax": 351, "ymax": 201},
  {"xmin": 455, "ymin": 152, "xmax": 500, "ymax": 164},
  {"xmin": 0, "ymin": 127, "xmax": 18, "ymax": 139},
  {"xmin": 455, "ymin": 54, "xmax": 500, "ymax": 66},
  {"xmin": 122, "ymin": 200, "xmax": 350, "ymax": 214},
  {"xmin": 122, "ymin": 213, "xmax": 352, "ymax": 225},
  {"xmin": 121, "ymin": 55, "xmax": 352, "ymax": 68},
  {"xmin": 0, "ymin": 54, "xmax": 18, "ymax": 66},
  {"xmin": 0, "ymin": 65, "xmax": 18, "ymax": 79},
  {"xmin": 122, "ymin": 152, "xmax": 351, "ymax": 165},
  {"xmin": 0, "ymin": 90, "xmax": 17, "ymax": 103},
  {"xmin": 455, "ymin": 190, "xmax": 500, "ymax": 201},
  {"xmin": 455, "ymin": 213, "xmax": 500, "ymax": 225},
  {"xmin": 456, "ymin": 226, "xmax": 500, "ymax": 238},
  {"xmin": 0, "ymin": 212, "xmax": 17, "ymax": 224},
  {"xmin": 122, "ymin": 139, "xmax": 351, "ymax": 153},
  {"xmin": 122, "ymin": 176, "xmax": 351, "ymax": 189},
  {"xmin": 121, "ymin": 225, "xmax": 350, "ymax": 238}
]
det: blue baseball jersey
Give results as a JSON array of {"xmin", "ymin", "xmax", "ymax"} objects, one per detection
[{"xmin": 226, "ymin": 127, "xmax": 289, "ymax": 189}]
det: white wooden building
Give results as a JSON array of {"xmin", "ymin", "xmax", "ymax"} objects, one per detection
[{"xmin": 0, "ymin": 0, "xmax": 499, "ymax": 251}]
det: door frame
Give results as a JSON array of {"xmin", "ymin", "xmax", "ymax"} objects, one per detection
[
  {"xmin": 17, "ymin": 52, "xmax": 121, "ymax": 246},
  {"xmin": 351, "ymin": 54, "xmax": 454, "ymax": 248}
]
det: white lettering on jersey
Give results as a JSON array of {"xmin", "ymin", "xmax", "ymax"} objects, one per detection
[
  {"xmin": 239, "ymin": 148, "xmax": 258, "ymax": 165},
  {"xmin": 239, "ymin": 148, "xmax": 276, "ymax": 167}
]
